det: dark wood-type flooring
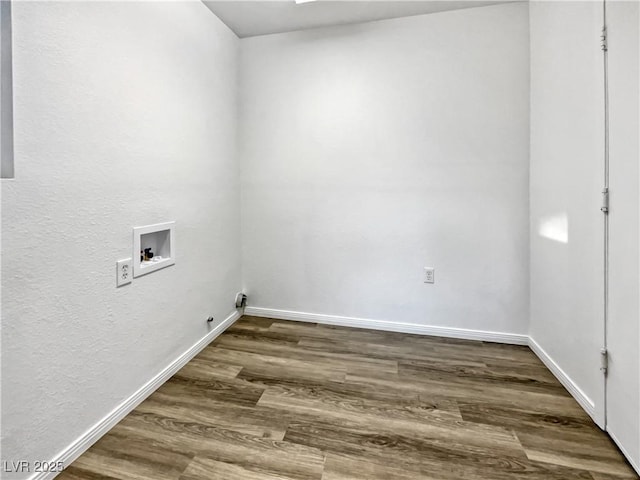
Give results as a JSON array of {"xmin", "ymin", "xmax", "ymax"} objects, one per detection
[{"xmin": 58, "ymin": 316, "xmax": 639, "ymax": 479}]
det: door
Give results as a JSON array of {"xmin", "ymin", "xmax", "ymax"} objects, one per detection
[
  {"xmin": 604, "ymin": 0, "xmax": 640, "ymax": 473},
  {"xmin": 529, "ymin": 0, "xmax": 607, "ymax": 428}
]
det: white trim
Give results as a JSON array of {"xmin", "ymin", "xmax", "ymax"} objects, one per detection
[
  {"xmin": 609, "ymin": 431, "xmax": 640, "ymax": 476},
  {"xmin": 29, "ymin": 310, "xmax": 240, "ymax": 480},
  {"xmin": 243, "ymin": 306, "xmax": 529, "ymax": 345},
  {"xmin": 528, "ymin": 336, "xmax": 597, "ymax": 422}
]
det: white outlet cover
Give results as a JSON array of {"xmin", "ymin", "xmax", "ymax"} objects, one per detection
[
  {"xmin": 424, "ymin": 267, "xmax": 435, "ymax": 284},
  {"xmin": 117, "ymin": 258, "xmax": 133, "ymax": 287}
]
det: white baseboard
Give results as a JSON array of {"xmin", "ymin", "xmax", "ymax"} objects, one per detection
[
  {"xmin": 243, "ymin": 306, "xmax": 529, "ymax": 345},
  {"xmin": 31, "ymin": 310, "xmax": 240, "ymax": 480},
  {"xmin": 609, "ymin": 431, "xmax": 640, "ymax": 477},
  {"xmin": 528, "ymin": 336, "xmax": 596, "ymax": 421}
]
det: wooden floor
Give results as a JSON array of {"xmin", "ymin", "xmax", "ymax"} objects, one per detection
[{"xmin": 58, "ymin": 316, "xmax": 638, "ymax": 480}]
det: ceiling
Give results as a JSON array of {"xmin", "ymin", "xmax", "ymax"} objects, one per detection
[{"xmin": 202, "ymin": 1, "xmax": 512, "ymax": 38}]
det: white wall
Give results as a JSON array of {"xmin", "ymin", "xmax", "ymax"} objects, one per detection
[
  {"xmin": 606, "ymin": 0, "xmax": 640, "ymax": 471},
  {"xmin": 239, "ymin": 3, "xmax": 530, "ymax": 335},
  {"xmin": 529, "ymin": 1, "xmax": 605, "ymax": 424},
  {"xmin": 1, "ymin": 2, "xmax": 240, "ymax": 477}
]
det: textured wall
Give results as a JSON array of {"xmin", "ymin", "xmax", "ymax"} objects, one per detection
[
  {"xmin": 1, "ymin": 2, "xmax": 240, "ymax": 476},
  {"xmin": 239, "ymin": 3, "xmax": 530, "ymax": 334}
]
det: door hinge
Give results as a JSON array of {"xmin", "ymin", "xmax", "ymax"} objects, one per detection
[
  {"xmin": 601, "ymin": 188, "xmax": 609, "ymax": 214},
  {"xmin": 600, "ymin": 348, "xmax": 609, "ymax": 375},
  {"xmin": 601, "ymin": 26, "xmax": 608, "ymax": 51}
]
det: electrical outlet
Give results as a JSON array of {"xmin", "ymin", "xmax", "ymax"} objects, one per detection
[
  {"xmin": 117, "ymin": 258, "xmax": 132, "ymax": 287},
  {"xmin": 424, "ymin": 267, "xmax": 435, "ymax": 284}
]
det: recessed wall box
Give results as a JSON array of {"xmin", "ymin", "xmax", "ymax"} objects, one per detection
[{"xmin": 133, "ymin": 221, "xmax": 175, "ymax": 278}]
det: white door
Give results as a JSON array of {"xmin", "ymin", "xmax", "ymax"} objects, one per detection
[
  {"xmin": 529, "ymin": 0, "xmax": 607, "ymax": 428},
  {"xmin": 604, "ymin": 1, "xmax": 640, "ymax": 474}
]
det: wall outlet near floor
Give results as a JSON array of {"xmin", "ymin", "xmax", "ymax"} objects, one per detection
[
  {"xmin": 116, "ymin": 258, "xmax": 132, "ymax": 287},
  {"xmin": 423, "ymin": 267, "xmax": 435, "ymax": 284}
]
